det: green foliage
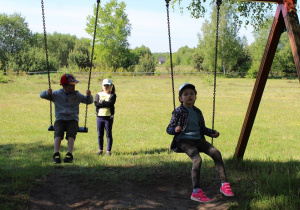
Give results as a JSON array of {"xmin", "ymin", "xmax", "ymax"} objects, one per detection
[
  {"xmin": 198, "ymin": 3, "xmax": 247, "ymax": 75},
  {"xmin": 7, "ymin": 47, "xmax": 58, "ymax": 73},
  {"xmin": 233, "ymin": 41, "xmax": 252, "ymax": 76},
  {"xmin": 272, "ymin": 33, "xmax": 296, "ymax": 77},
  {"xmin": 35, "ymin": 32, "xmax": 77, "ymax": 68},
  {"xmin": 0, "ymin": 13, "xmax": 32, "ymax": 71},
  {"xmin": 68, "ymin": 38, "xmax": 91, "ymax": 70},
  {"xmin": 86, "ymin": 0, "xmax": 132, "ymax": 70},
  {"xmin": 0, "ymin": 13, "xmax": 78, "ymax": 73},
  {"xmin": 135, "ymin": 53, "xmax": 156, "ymax": 75},
  {"xmin": 130, "ymin": 45, "xmax": 152, "ymax": 65},
  {"xmin": 172, "ymin": 0, "xmax": 274, "ymax": 30},
  {"xmin": 193, "ymin": 50, "xmax": 204, "ymax": 71},
  {"xmin": 173, "ymin": 46, "xmax": 195, "ymax": 66},
  {"xmin": 0, "ymin": 70, "xmax": 8, "ymax": 83},
  {"xmin": 248, "ymin": 18, "xmax": 297, "ymax": 78}
]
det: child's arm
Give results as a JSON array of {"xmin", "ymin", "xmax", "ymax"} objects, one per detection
[
  {"xmin": 198, "ymin": 110, "xmax": 219, "ymax": 137},
  {"xmin": 211, "ymin": 131, "xmax": 220, "ymax": 138},
  {"xmin": 40, "ymin": 89, "xmax": 52, "ymax": 100},
  {"xmin": 166, "ymin": 111, "xmax": 181, "ymax": 135},
  {"xmin": 86, "ymin": 90, "xmax": 91, "ymax": 97},
  {"xmin": 175, "ymin": 126, "xmax": 182, "ymax": 133},
  {"xmin": 78, "ymin": 91, "xmax": 93, "ymax": 104},
  {"xmin": 94, "ymin": 94, "xmax": 116, "ymax": 108}
]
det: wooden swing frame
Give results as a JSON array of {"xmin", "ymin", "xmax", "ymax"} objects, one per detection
[{"xmin": 234, "ymin": 0, "xmax": 300, "ymax": 159}]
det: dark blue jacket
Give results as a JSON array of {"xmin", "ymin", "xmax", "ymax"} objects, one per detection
[{"xmin": 166, "ymin": 104, "xmax": 215, "ymax": 152}]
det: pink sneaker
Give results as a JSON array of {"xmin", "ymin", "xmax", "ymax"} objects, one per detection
[
  {"xmin": 220, "ymin": 183, "xmax": 234, "ymax": 196},
  {"xmin": 191, "ymin": 189, "xmax": 212, "ymax": 203}
]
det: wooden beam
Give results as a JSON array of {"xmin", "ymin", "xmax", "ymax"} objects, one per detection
[
  {"xmin": 234, "ymin": 5, "xmax": 285, "ymax": 159},
  {"xmin": 282, "ymin": 5, "xmax": 300, "ymax": 81}
]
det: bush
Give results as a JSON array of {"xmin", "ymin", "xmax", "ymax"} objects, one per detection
[
  {"xmin": 246, "ymin": 67, "xmax": 259, "ymax": 79},
  {"xmin": 0, "ymin": 70, "xmax": 8, "ymax": 83},
  {"xmin": 135, "ymin": 53, "xmax": 155, "ymax": 75}
]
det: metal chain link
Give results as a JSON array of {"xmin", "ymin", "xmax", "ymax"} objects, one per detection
[
  {"xmin": 84, "ymin": 0, "xmax": 101, "ymax": 129},
  {"xmin": 211, "ymin": 0, "xmax": 222, "ymax": 145},
  {"xmin": 41, "ymin": 0, "xmax": 53, "ymax": 127},
  {"xmin": 165, "ymin": 0, "xmax": 176, "ymax": 110}
]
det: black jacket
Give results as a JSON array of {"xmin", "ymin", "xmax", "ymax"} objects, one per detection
[{"xmin": 94, "ymin": 93, "xmax": 116, "ymax": 116}]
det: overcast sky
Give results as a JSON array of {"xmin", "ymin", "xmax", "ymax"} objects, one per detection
[{"xmin": 1, "ymin": 0, "xmax": 254, "ymax": 52}]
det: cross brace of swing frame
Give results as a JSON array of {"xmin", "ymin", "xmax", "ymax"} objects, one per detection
[{"xmin": 234, "ymin": 0, "xmax": 300, "ymax": 160}]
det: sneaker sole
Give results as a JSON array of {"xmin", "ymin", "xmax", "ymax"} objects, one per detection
[
  {"xmin": 220, "ymin": 189, "xmax": 234, "ymax": 197},
  {"xmin": 191, "ymin": 196, "xmax": 212, "ymax": 203}
]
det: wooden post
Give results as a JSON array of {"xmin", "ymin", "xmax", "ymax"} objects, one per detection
[
  {"xmin": 282, "ymin": 5, "xmax": 300, "ymax": 81},
  {"xmin": 234, "ymin": 5, "xmax": 286, "ymax": 159}
]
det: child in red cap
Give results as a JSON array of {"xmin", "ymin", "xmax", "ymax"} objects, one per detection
[{"xmin": 40, "ymin": 74, "xmax": 93, "ymax": 163}]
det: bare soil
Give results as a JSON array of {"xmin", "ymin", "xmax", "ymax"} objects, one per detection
[{"xmin": 27, "ymin": 168, "xmax": 236, "ymax": 210}]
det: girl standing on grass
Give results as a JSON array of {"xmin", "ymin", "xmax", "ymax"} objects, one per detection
[
  {"xmin": 94, "ymin": 78, "xmax": 116, "ymax": 156},
  {"xmin": 166, "ymin": 83, "xmax": 234, "ymax": 203}
]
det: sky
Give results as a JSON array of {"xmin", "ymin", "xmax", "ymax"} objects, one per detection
[{"xmin": 1, "ymin": 0, "xmax": 254, "ymax": 53}]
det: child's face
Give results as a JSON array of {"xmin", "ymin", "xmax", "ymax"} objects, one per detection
[
  {"xmin": 103, "ymin": 84, "xmax": 111, "ymax": 93},
  {"xmin": 64, "ymin": 84, "xmax": 75, "ymax": 93},
  {"xmin": 179, "ymin": 88, "xmax": 196, "ymax": 107}
]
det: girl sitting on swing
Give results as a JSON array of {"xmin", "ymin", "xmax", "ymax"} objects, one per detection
[{"xmin": 166, "ymin": 83, "xmax": 234, "ymax": 203}]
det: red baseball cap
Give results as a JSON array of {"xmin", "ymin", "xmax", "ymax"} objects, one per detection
[{"xmin": 60, "ymin": 74, "xmax": 79, "ymax": 85}]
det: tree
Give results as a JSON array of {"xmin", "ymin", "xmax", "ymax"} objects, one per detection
[
  {"xmin": 135, "ymin": 53, "xmax": 156, "ymax": 75},
  {"xmin": 31, "ymin": 32, "xmax": 78, "ymax": 69},
  {"xmin": 43, "ymin": 32, "xmax": 77, "ymax": 68},
  {"xmin": 86, "ymin": 0, "xmax": 132, "ymax": 71},
  {"xmin": 174, "ymin": 46, "xmax": 195, "ymax": 65},
  {"xmin": 0, "ymin": 13, "xmax": 32, "ymax": 71},
  {"xmin": 68, "ymin": 38, "xmax": 91, "ymax": 70},
  {"xmin": 130, "ymin": 45, "xmax": 152, "ymax": 65},
  {"xmin": 274, "ymin": 33, "xmax": 296, "ymax": 76},
  {"xmin": 248, "ymin": 18, "xmax": 296, "ymax": 77},
  {"xmin": 172, "ymin": 0, "xmax": 275, "ymax": 30},
  {"xmin": 6, "ymin": 47, "xmax": 58, "ymax": 73},
  {"xmin": 192, "ymin": 50, "xmax": 204, "ymax": 71},
  {"xmin": 197, "ymin": 3, "xmax": 246, "ymax": 74}
]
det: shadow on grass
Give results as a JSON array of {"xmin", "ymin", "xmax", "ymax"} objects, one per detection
[{"xmin": 0, "ymin": 142, "xmax": 299, "ymax": 209}]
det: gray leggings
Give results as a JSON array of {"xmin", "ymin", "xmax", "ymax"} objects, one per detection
[{"xmin": 179, "ymin": 139, "xmax": 227, "ymax": 189}]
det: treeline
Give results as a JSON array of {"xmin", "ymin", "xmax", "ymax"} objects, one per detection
[{"xmin": 0, "ymin": 1, "xmax": 298, "ymax": 78}]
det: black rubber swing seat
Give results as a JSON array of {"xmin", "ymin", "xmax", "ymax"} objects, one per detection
[{"xmin": 48, "ymin": 125, "xmax": 88, "ymax": 133}]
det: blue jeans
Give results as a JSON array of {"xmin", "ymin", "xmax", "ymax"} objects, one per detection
[{"xmin": 96, "ymin": 116, "xmax": 114, "ymax": 151}]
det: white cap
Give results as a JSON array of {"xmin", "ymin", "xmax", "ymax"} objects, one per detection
[{"xmin": 102, "ymin": 78, "xmax": 112, "ymax": 86}]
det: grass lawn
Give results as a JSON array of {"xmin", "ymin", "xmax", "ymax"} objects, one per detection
[{"xmin": 0, "ymin": 73, "xmax": 299, "ymax": 209}]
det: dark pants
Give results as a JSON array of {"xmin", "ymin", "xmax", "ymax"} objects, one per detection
[
  {"xmin": 96, "ymin": 116, "xmax": 113, "ymax": 151},
  {"xmin": 179, "ymin": 139, "xmax": 227, "ymax": 189},
  {"xmin": 54, "ymin": 120, "xmax": 78, "ymax": 140}
]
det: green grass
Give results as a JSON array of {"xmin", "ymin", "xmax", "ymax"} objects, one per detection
[{"xmin": 0, "ymin": 73, "xmax": 299, "ymax": 209}]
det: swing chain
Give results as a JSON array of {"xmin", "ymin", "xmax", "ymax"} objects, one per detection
[
  {"xmin": 211, "ymin": 0, "xmax": 222, "ymax": 145},
  {"xmin": 165, "ymin": 0, "xmax": 176, "ymax": 110},
  {"xmin": 84, "ymin": 0, "xmax": 101, "ymax": 129},
  {"xmin": 41, "ymin": 0, "xmax": 53, "ymax": 127}
]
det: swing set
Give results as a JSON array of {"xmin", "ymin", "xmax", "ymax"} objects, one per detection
[
  {"xmin": 41, "ymin": 0, "xmax": 300, "ymax": 160},
  {"xmin": 41, "ymin": 0, "xmax": 101, "ymax": 133},
  {"xmin": 165, "ymin": 0, "xmax": 300, "ymax": 160}
]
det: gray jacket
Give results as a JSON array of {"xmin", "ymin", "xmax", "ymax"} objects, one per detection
[{"xmin": 40, "ymin": 89, "xmax": 93, "ymax": 121}]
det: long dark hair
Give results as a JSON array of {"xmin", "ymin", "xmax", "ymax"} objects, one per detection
[{"xmin": 110, "ymin": 84, "xmax": 115, "ymax": 94}]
